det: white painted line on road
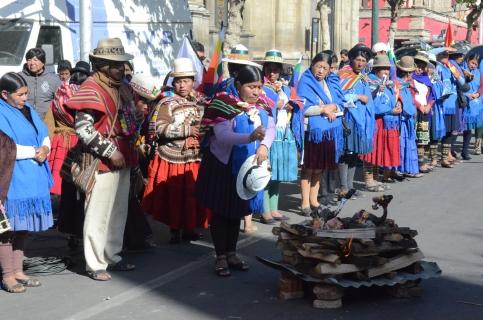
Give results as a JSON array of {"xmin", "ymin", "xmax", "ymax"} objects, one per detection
[{"xmin": 63, "ymin": 233, "xmax": 273, "ymax": 320}]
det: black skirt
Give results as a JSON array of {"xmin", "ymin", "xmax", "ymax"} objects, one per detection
[{"xmin": 195, "ymin": 150, "xmax": 248, "ymax": 219}]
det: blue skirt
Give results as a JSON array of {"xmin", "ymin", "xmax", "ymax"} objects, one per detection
[
  {"xmin": 269, "ymin": 127, "xmax": 298, "ymax": 182},
  {"xmin": 398, "ymin": 120, "xmax": 419, "ymax": 175}
]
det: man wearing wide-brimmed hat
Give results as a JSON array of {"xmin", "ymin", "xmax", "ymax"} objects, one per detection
[{"xmin": 65, "ymin": 38, "xmax": 141, "ymax": 281}]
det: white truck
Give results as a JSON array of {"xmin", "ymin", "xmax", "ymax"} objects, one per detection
[{"xmin": 0, "ymin": 0, "xmax": 193, "ymax": 81}]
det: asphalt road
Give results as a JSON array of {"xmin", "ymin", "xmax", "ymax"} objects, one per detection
[{"xmin": 1, "ymin": 153, "xmax": 482, "ymax": 320}]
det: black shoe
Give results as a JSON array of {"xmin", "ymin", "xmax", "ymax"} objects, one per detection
[
  {"xmin": 272, "ymin": 215, "xmax": 290, "ymax": 221},
  {"xmin": 461, "ymin": 153, "xmax": 472, "ymax": 160},
  {"xmin": 259, "ymin": 216, "xmax": 276, "ymax": 225},
  {"xmin": 182, "ymin": 232, "xmax": 203, "ymax": 242}
]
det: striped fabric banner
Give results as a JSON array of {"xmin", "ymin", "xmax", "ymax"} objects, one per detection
[{"xmin": 203, "ymin": 23, "xmax": 226, "ymax": 98}]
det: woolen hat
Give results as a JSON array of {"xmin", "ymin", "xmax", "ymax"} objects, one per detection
[
  {"xmin": 71, "ymin": 61, "xmax": 91, "ymax": 75},
  {"xmin": 396, "ymin": 56, "xmax": 416, "ymax": 72},
  {"xmin": 236, "ymin": 155, "xmax": 271, "ymax": 200},
  {"xmin": 130, "ymin": 74, "xmax": 161, "ymax": 100},
  {"xmin": 372, "ymin": 55, "xmax": 391, "ymax": 68},
  {"xmin": 170, "ymin": 58, "xmax": 197, "ymax": 78},
  {"xmin": 89, "ymin": 37, "xmax": 134, "ymax": 62},
  {"xmin": 222, "ymin": 44, "xmax": 262, "ymax": 69}
]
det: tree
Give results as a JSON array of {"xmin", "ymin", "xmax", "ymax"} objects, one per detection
[
  {"xmin": 224, "ymin": 0, "xmax": 246, "ymax": 57},
  {"xmin": 456, "ymin": 0, "xmax": 483, "ymax": 42},
  {"xmin": 317, "ymin": 0, "xmax": 331, "ymax": 51},
  {"xmin": 387, "ymin": 0, "xmax": 405, "ymax": 49}
]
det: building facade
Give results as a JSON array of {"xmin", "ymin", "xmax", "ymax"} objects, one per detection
[{"xmin": 359, "ymin": 0, "xmax": 479, "ymax": 48}]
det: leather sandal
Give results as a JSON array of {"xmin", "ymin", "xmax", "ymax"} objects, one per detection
[
  {"xmin": 2, "ymin": 281, "xmax": 26, "ymax": 293},
  {"xmin": 16, "ymin": 277, "xmax": 41, "ymax": 287},
  {"xmin": 227, "ymin": 253, "xmax": 249, "ymax": 271},
  {"xmin": 87, "ymin": 270, "xmax": 111, "ymax": 281},
  {"xmin": 214, "ymin": 256, "xmax": 230, "ymax": 277}
]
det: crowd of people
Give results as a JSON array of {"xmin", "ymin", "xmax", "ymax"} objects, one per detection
[{"xmin": 0, "ymin": 35, "xmax": 482, "ymax": 292}]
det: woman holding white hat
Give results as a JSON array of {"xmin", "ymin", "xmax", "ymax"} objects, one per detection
[
  {"xmin": 196, "ymin": 65, "xmax": 275, "ymax": 276},
  {"xmin": 141, "ymin": 58, "xmax": 210, "ymax": 244}
]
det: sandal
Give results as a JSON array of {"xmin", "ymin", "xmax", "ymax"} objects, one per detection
[
  {"xmin": 2, "ymin": 281, "xmax": 26, "ymax": 293},
  {"xmin": 16, "ymin": 277, "xmax": 41, "ymax": 287},
  {"xmin": 242, "ymin": 224, "xmax": 258, "ymax": 234},
  {"xmin": 214, "ymin": 256, "xmax": 231, "ymax": 277},
  {"xmin": 87, "ymin": 270, "xmax": 111, "ymax": 281},
  {"xmin": 107, "ymin": 262, "xmax": 136, "ymax": 271},
  {"xmin": 364, "ymin": 184, "xmax": 385, "ymax": 192},
  {"xmin": 404, "ymin": 173, "xmax": 424, "ymax": 178},
  {"xmin": 227, "ymin": 253, "xmax": 249, "ymax": 271}
]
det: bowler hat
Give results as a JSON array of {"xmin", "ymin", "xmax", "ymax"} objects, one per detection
[
  {"xmin": 396, "ymin": 56, "xmax": 416, "ymax": 72},
  {"xmin": 71, "ymin": 61, "xmax": 91, "ymax": 75}
]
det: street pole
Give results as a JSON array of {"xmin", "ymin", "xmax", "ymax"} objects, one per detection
[
  {"xmin": 371, "ymin": 0, "xmax": 379, "ymax": 47},
  {"xmin": 80, "ymin": 0, "xmax": 92, "ymax": 62}
]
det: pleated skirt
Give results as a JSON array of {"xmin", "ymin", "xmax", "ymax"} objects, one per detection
[
  {"xmin": 195, "ymin": 150, "xmax": 248, "ymax": 219},
  {"xmin": 269, "ymin": 127, "xmax": 298, "ymax": 181},
  {"xmin": 142, "ymin": 156, "xmax": 211, "ymax": 230},
  {"xmin": 359, "ymin": 118, "xmax": 400, "ymax": 167}
]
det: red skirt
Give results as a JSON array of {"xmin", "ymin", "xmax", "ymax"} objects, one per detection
[
  {"xmin": 360, "ymin": 118, "xmax": 400, "ymax": 167},
  {"xmin": 48, "ymin": 133, "xmax": 78, "ymax": 195},
  {"xmin": 141, "ymin": 156, "xmax": 211, "ymax": 230},
  {"xmin": 302, "ymin": 139, "xmax": 337, "ymax": 171}
]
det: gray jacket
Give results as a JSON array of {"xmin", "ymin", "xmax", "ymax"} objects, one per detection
[{"xmin": 19, "ymin": 65, "xmax": 62, "ymax": 119}]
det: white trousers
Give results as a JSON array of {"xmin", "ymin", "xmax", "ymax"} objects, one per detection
[{"xmin": 83, "ymin": 168, "xmax": 130, "ymax": 271}]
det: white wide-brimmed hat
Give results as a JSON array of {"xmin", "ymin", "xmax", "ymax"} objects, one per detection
[
  {"xmin": 236, "ymin": 155, "xmax": 271, "ymax": 200},
  {"xmin": 372, "ymin": 42, "xmax": 388, "ymax": 53},
  {"xmin": 130, "ymin": 74, "xmax": 161, "ymax": 101},
  {"xmin": 171, "ymin": 58, "xmax": 197, "ymax": 78},
  {"xmin": 89, "ymin": 37, "xmax": 134, "ymax": 62},
  {"xmin": 222, "ymin": 44, "xmax": 262, "ymax": 69}
]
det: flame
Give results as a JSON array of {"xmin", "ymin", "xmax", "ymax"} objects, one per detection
[{"xmin": 343, "ymin": 237, "xmax": 353, "ymax": 257}]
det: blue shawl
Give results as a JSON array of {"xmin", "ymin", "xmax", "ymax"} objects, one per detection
[
  {"xmin": 217, "ymin": 78, "xmax": 239, "ymax": 97},
  {"xmin": 462, "ymin": 63, "xmax": 482, "ymax": 129},
  {"xmin": 430, "ymin": 77, "xmax": 447, "ymax": 140},
  {"xmin": 0, "ymin": 100, "xmax": 53, "ymax": 225},
  {"xmin": 397, "ymin": 78, "xmax": 417, "ymax": 139},
  {"xmin": 297, "ymin": 69, "xmax": 343, "ymax": 160},
  {"xmin": 232, "ymin": 109, "xmax": 269, "ymax": 214},
  {"xmin": 340, "ymin": 73, "xmax": 375, "ymax": 154},
  {"xmin": 263, "ymin": 83, "xmax": 304, "ymax": 152},
  {"xmin": 368, "ymin": 74, "xmax": 398, "ymax": 129},
  {"xmin": 436, "ymin": 64, "xmax": 458, "ymax": 115}
]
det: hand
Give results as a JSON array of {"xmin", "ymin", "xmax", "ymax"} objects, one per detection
[
  {"xmin": 249, "ymin": 125, "xmax": 266, "ymax": 142},
  {"xmin": 253, "ymin": 144, "xmax": 268, "ymax": 165},
  {"xmin": 277, "ymin": 99, "xmax": 285, "ymax": 109},
  {"xmin": 358, "ymin": 95, "xmax": 369, "ymax": 104},
  {"xmin": 110, "ymin": 150, "xmax": 126, "ymax": 169},
  {"xmin": 392, "ymin": 104, "xmax": 402, "ymax": 115},
  {"xmin": 34, "ymin": 146, "xmax": 49, "ymax": 163},
  {"xmin": 190, "ymin": 125, "xmax": 200, "ymax": 138},
  {"xmin": 285, "ymin": 102, "xmax": 294, "ymax": 112}
]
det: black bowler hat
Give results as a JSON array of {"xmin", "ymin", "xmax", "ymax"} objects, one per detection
[{"xmin": 71, "ymin": 61, "xmax": 91, "ymax": 75}]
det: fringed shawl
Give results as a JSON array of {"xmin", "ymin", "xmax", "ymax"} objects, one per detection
[{"xmin": 0, "ymin": 100, "xmax": 53, "ymax": 224}]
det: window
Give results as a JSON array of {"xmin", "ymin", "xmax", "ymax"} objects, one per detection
[
  {"xmin": 0, "ymin": 19, "xmax": 32, "ymax": 66},
  {"xmin": 36, "ymin": 26, "xmax": 63, "ymax": 64}
]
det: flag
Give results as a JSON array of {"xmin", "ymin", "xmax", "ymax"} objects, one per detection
[
  {"xmin": 288, "ymin": 56, "xmax": 303, "ymax": 88},
  {"xmin": 176, "ymin": 36, "xmax": 205, "ymax": 88},
  {"xmin": 445, "ymin": 19, "xmax": 454, "ymax": 47},
  {"xmin": 202, "ymin": 24, "xmax": 226, "ymax": 97},
  {"xmin": 386, "ymin": 42, "xmax": 397, "ymax": 81}
]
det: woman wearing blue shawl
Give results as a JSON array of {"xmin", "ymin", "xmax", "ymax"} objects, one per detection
[
  {"xmin": 426, "ymin": 58, "xmax": 447, "ymax": 168},
  {"xmin": 460, "ymin": 53, "xmax": 481, "ymax": 159},
  {"xmin": 338, "ymin": 45, "xmax": 375, "ymax": 195},
  {"xmin": 360, "ymin": 55, "xmax": 401, "ymax": 188},
  {"xmin": 436, "ymin": 50, "xmax": 463, "ymax": 167},
  {"xmin": 412, "ymin": 53, "xmax": 436, "ymax": 173},
  {"xmin": 296, "ymin": 52, "xmax": 343, "ymax": 215},
  {"xmin": 0, "ymin": 72, "xmax": 53, "ymax": 293},
  {"xmin": 259, "ymin": 50, "xmax": 302, "ymax": 223},
  {"xmin": 395, "ymin": 56, "xmax": 421, "ymax": 177}
]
